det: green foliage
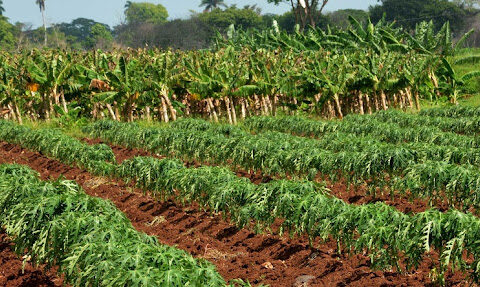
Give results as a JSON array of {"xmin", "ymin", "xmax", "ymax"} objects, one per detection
[
  {"xmin": 369, "ymin": 0, "xmax": 468, "ymax": 32},
  {"xmin": 83, "ymin": 117, "xmax": 480, "ymax": 210},
  {"xmin": 0, "ymin": 164, "xmax": 225, "ymax": 286},
  {"xmin": 198, "ymin": 6, "xmax": 264, "ymax": 31},
  {"xmin": 125, "ymin": 2, "xmax": 169, "ymax": 25},
  {"xmin": 5, "ymin": 116, "xmax": 480, "ymax": 282},
  {"xmin": 85, "ymin": 23, "xmax": 113, "ymax": 50},
  {"xmin": 0, "ymin": 16, "xmax": 16, "ymax": 50},
  {"xmin": 54, "ymin": 18, "xmax": 112, "ymax": 50},
  {"xmin": 200, "ymin": 0, "xmax": 227, "ymax": 11},
  {"xmin": 0, "ymin": 120, "xmax": 115, "ymax": 175}
]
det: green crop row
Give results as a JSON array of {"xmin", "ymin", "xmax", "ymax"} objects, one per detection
[
  {"xmin": 0, "ymin": 120, "xmax": 115, "ymax": 175},
  {"xmin": 370, "ymin": 110, "xmax": 480, "ymax": 135},
  {"xmin": 118, "ymin": 156, "xmax": 480, "ymax": 285},
  {"xmin": 420, "ymin": 106, "xmax": 480, "ymax": 118},
  {"xmin": 0, "ymin": 164, "xmax": 225, "ymax": 286},
  {"xmin": 84, "ymin": 120, "xmax": 480, "ymax": 210},
  {"xmin": 1, "ymin": 120, "xmax": 480, "ymax": 284},
  {"xmin": 243, "ymin": 115, "xmax": 480, "ymax": 149}
]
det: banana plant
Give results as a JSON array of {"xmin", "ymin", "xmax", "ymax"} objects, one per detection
[
  {"xmin": 439, "ymin": 58, "xmax": 480, "ymax": 104},
  {"xmin": 105, "ymin": 55, "xmax": 148, "ymax": 121}
]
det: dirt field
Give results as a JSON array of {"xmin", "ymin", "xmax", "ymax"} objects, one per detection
[{"xmin": 0, "ymin": 141, "xmax": 471, "ymax": 286}]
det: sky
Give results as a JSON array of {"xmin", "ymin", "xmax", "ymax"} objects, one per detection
[{"xmin": 3, "ymin": 0, "xmax": 378, "ymax": 29}]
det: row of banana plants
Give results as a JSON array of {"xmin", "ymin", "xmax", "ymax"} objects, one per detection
[
  {"xmin": 0, "ymin": 164, "xmax": 225, "ymax": 286},
  {"xmin": 83, "ymin": 120, "xmax": 480, "ymax": 210},
  {"xmin": 1, "ymin": 121, "xmax": 479, "ymax": 284},
  {"xmin": 2, "ymin": 17, "xmax": 479, "ymax": 124}
]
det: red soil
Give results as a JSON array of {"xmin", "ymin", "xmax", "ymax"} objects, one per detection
[
  {"xmin": 0, "ymin": 233, "xmax": 64, "ymax": 287},
  {"xmin": 0, "ymin": 141, "xmax": 472, "ymax": 286}
]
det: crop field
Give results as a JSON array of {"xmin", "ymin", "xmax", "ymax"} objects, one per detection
[
  {"xmin": 2, "ymin": 15, "xmax": 480, "ymax": 287},
  {"xmin": 1, "ymin": 104, "xmax": 480, "ymax": 286}
]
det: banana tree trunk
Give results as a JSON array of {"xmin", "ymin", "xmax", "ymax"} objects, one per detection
[
  {"xmin": 266, "ymin": 96, "xmax": 273, "ymax": 114},
  {"xmin": 129, "ymin": 105, "xmax": 134, "ymax": 122},
  {"xmin": 114, "ymin": 102, "xmax": 120, "ymax": 121},
  {"xmin": 205, "ymin": 100, "xmax": 213, "ymax": 121},
  {"xmin": 14, "ymin": 103, "xmax": 22, "ymax": 125},
  {"xmin": 92, "ymin": 103, "xmax": 98, "ymax": 119},
  {"xmin": 230, "ymin": 97, "xmax": 237, "ymax": 125},
  {"xmin": 244, "ymin": 97, "xmax": 252, "ymax": 117},
  {"xmin": 253, "ymin": 94, "xmax": 261, "ymax": 115},
  {"xmin": 272, "ymin": 95, "xmax": 278, "ymax": 116},
  {"xmin": 364, "ymin": 94, "xmax": 372, "ymax": 115},
  {"xmin": 357, "ymin": 91, "xmax": 364, "ymax": 115},
  {"xmin": 214, "ymin": 99, "xmax": 222, "ymax": 117},
  {"xmin": 240, "ymin": 98, "xmax": 247, "ymax": 120},
  {"xmin": 48, "ymin": 95, "xmax": 54, "ymax": 119},
  {"xmin": 224, "ymin": 97, "xmax": 233, "ymax": 124},
  {"xmin": 430, "ymin": 71, "xmax": 440, "ymax": 98},
  {"xmin": 60, "ymin": 92, "xmax": 68, "ymax": 113},
  {"xmin": 380, "ymin": 91, "xmax": 388, "ymax": 111},
  {"xmin": 43, "ymin": 93, "xmax": 50, "ymax": 121},
  {"xmin": 145, "ymin": 106, "xmax": 151, "ymax": 122},
  {"xmin": 405, "ymin": 88, "xmax": 414, "ymax": 109},
  {"xmin": 373, "ymin": 92, "xmax": 379, "ymax": 111},
  {"xmin": 333, "ymin": 94, "xmax": 343, "ymax": 119},
  {"xmin": 414, "ymin": 90, "xmax": 421, "ymax": 111},
  {"xmin": 162, "ymin": 93, "xmax": 177, "ymax": 121},
  {"xmin": 7, "ymin": 104, "xmax": 17, "ymax": 122},
  {"xmin": 261, "ymin": 96, "xmax": 269, "ymax": 115},
  {"xmin": 327, "ymin": 100, "xmax": 335, "ymax": 118},
  {"xmin": 161, "ymin": 97, "xmax": 169, "ymax": 123},
  {"xmin": 206, "ymin": 98, "xmax": 218, "ymax": 122},
  {"xmin": 106, "ymin": 104, "xmax": 117, "ymax": 121}
]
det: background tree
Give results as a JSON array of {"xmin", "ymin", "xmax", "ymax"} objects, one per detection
[
  {"xmin": 85, "ymin": 23, "xmax": 113, "ymax": 49},
  {"xmin": 267, "ymin": 0, "xmax": 329, "ymax": 30},
  {"xmin": 55, "ymin": 18, "xmax": 111, "ymax": 49},
  {"xmin": 198, "ymin": 6, "xmax": 264, "ymax": 31},
  {"xmin": 200, "ymin": 0, "xmax": 227, "ymax": 12},
  {"xmin": 327, "ymin": 9, "xmax": 369, "ymax": 29},
  {"xmin": 370, "ymin": 0, "xmax": 468, "ymax": 33},
  {"xmin": 0, "ymin": 0, "xmax": 5, "ymax": 16},
  {"xmin": 124, "ymin": 2, "xmax": 168, "ymax": 25},
  {"xmin": 453, "ymin": 0, "xmax": 480, "ymax": 9},
  {"xmin": 35, "ymin": 0, "xmax": 47, "ymax": 46},
  {"xmin": 0, "ymin": 16, "xmax": 16, "ymax": 50}
]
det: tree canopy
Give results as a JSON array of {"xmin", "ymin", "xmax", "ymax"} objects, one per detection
[
  {"xmin": 125, "ymin": 2, "xmax": 169, "ymax": 25},
  {"xmin": 370, "ymin": 0, "xmax": 468, "ymax": 32},
  {"xmin": 54, "ymin": 18, "xmax": 111, "ymax": 49},
  {"xmin": 198, "ymin": 6, "xmax": 263, "ymax": 31}
]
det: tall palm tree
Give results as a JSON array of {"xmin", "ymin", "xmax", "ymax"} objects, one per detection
[
  {"xmin": 124, "ymin": 1, "xmax": 132, "ymax": 11},
  {"xmin": 199, "ymin": 0, "xmax": 227, "ymax": 12},
  {"xmin": 0, "ymin": 0, "xmax": 5, "ymax": 16},
  {"xmin": 36, "ymin": 0, "xmax": 47, "ymax": 46}
]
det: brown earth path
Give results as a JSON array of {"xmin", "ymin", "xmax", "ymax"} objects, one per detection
[
  {"xmin": 0, "ymin": 141, "xmax": 472, "ymax": 286},
  {"xmin": 0, "ymin": 233, "xmax": 64, "ymax": 287}
]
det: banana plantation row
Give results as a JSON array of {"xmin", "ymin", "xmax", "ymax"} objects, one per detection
[
  {"xmin": 1, "ymin": 114, "xmax": 480, "ymax": 285},
  {"xmin": 1, "ymin": 19, "xmax": 478, "ymax": 124}
]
